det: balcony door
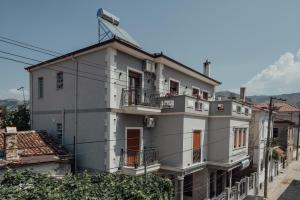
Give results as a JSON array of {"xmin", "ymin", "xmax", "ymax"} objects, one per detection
[
  {"xmin": 128, "ymin": 70, "xmax": 142, "ymax": 105},
  {"xmin": 126, "ymin": 129, "xmax": 141, "ymax": 166},
  {"xmin": 193, "ymin": 130, "xmax": 202, "ymax": 163}
]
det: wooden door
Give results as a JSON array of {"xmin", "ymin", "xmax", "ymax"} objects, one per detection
[
  {"xmin": 127, "ymin": 129, "xmax": 140, "ymax": 166},
  {"xmin": 193, "ymin": 130, "xmax": 201, "ymax": 162}
]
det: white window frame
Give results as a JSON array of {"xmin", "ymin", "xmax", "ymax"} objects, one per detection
[
  {"xmin": 169, "ymin": 77, "xmax": 180, "ymax": 95},
  {"xmin": 125, "ymin": 127, "xmax": 144, "ymax": 166},
  {"xmin": 192, "ymin": 86, "xmax": 201, "ymax": 97},
  {"xmin": 38, "ymin": 77, "xmax": 44, "ymax": 99},
  {"xmin": 126, "ymin": 67, "xmax": 144, "ymax": 103},
  {"xmin": 201, "ymin": 89, "xmax": 210, "ymax": 100},
  {"xmin": 191, "ymin": 129, "xmax": 204, "ymax": 164}
]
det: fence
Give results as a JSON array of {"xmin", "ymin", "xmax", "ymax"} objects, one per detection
[{"xmin": 221, "ymin": 172, "xmax": 258, "ymax": 200}]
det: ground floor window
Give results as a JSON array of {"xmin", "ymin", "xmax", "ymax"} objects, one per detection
[{"xmin": 184, "ymin": 174, "xmax": 193, "ymax": 197}]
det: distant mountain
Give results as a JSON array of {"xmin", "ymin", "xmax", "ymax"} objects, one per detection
[
  {"xmin": 215, "ymin": 91, "xmax": 300, "ymax": 107},
  {"xmin": 0, "ymin": 99, "xmax": 28, "ymax": 110}
]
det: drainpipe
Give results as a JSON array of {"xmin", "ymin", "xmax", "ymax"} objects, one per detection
[{"xmin": 74, "ymin": 58, "xmax": 79, "ymax": 172}]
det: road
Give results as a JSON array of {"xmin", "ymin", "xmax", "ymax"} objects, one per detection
[{"xmin": 260, "ymin": 159, "xmax": 300, "ymax": 200}]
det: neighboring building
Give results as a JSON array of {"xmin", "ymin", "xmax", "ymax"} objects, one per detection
[
  {"xmin": 0, "ymin": 128, "xmax": 71, "ymax": 178},
  {"xmin": 249, "ymin": 105, "xmax": 275, "ymax": 191},
  {"xmin": 25, "ymin": 10, "xmax": 253, "ymax": 200}
]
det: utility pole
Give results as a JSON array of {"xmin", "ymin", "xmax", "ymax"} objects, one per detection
[
  {"xmin": 17, "ymin": 87, "xmax": 26, "ymax": 106},
  {"xmin": 296, "ymin": 112, "xmax": 300, "ymax": 160},
  {"xmin": 264, "ymin": 97, "xmax": 286, "ymax": 198}
]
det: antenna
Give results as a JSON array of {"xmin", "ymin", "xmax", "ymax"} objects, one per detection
[{"xmin": 96, "ymin": 8, "xmax": 141, "ymax": 48}]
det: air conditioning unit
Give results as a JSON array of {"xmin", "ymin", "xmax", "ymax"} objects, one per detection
[
  {"xmin": 143, "ymin": 60, "xmax": 156, "ymax": 73},
  {"xmin": 144, "ymin": 116, "xmax": 155, "ymax": 128},
  {"xmin": 195, "ymin": 101, "xmax": 203, "ymax": 111}
]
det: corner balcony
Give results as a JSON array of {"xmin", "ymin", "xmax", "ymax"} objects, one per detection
[
  {"xmin": 121, "ymin": 88, "xmax": 161, "ymax": 114},
  {"xmin": 121, "ymin": 148, "xmax": 160, "ymax": 176},
  {"xmin": 159, "ymin": 95, "xmax": 210, "ymax": 115},
  {"xmin": 209, "ymin": 100, "xmax": 252, "ymax": 119}
]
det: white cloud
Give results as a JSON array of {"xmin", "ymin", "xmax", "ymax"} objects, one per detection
[{"xmin": 244, "ymin": 49, "xmax": 300, "ymax": 95}]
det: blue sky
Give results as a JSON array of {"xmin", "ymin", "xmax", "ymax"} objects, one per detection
[{"xmin": 1, "ymin": 0, "xmax": 300, "ymax": 99}]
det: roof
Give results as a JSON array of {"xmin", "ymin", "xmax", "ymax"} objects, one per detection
[
  {"xmin": 0, "ymin": 130, "xmax": 70, "ymax": 166},
  {"xmin": 254, "ymin": 102, "xmax": 300, "ymax": 113},
  {"xmin": 274, "ymin": 119, "xmax": 295, "ymax": 125},
  {"xmin": 25, "ymin": 37, "xmax": 221, "ymax": 85}
]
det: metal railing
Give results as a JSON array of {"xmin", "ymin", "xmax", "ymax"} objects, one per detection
[
  {"xmin": 122, "ymin": 148, "xmax": 159, "ymax": 169},
  {"xmin": 121, "ymin": 88, "xmax": 161, "ymax": 107},
  {"xmin": 193, "ymin": 148, "xmax": 201, "ymax": 163}
]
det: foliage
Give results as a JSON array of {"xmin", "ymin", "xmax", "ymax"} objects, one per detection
[
  {"xmin": 0, "ymin": 169, "xmax": 173, "ymax": 200},
  {"xmin": 0, "ymin": 105, "xmax": 30, "ymax": 131},
  {"xmin": 272, "ymin": 149, "xmax": 280, "ymax": 160}
]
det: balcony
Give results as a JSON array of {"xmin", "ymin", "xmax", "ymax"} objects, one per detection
[
  {"xmin": 209, "ymin": 100, "xmax": 251, "ymax": 119},
  {"xmin": 193, "ymin": 148, "xmax": 201, "ymax": 163},
  {"xmin": 121, "ymin": 88, "xmax": 161, "ymax": 114},
  {"xmin": 121, "ymin": 148, "xmax": 160, "ymax": 176},
  {"xmin": 159, "ymin": 95, "xmax": 210, "ymax": 115}
]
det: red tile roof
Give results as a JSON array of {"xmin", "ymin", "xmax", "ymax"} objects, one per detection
[
  {"xmin": 0, "ymin": 130, "xmax": 70, "ymax": 166},
  {"xmin": 254, "ymin": 102, "xmax": 300, "ymax": 113}
]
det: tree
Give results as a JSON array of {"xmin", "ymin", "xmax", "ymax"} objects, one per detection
[{"xmin": 0, "ymin": 105, "xmax": 30, "ymax": 131}]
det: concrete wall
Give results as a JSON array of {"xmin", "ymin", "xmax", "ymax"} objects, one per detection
[
  {"xmin": 182, "ymin": 116, "xmax": 208, "ymax": 168},
  {"xmin": 30, "ymin": 49, "xmax": 108, "ymax": 171},
  {"xmin": 207, "ymin": 118, "xmax": 230, "ymax": 162},
  {"xmin": 152, "ymin": 115, "xmax": 184, "ymax": 168}
]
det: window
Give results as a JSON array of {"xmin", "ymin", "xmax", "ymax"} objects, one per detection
[
  {"xmin": 195, "ymin": 101, "xmax": 203, "ymax": 111},
  {"xmin": 243, "ymin": 129, "xmax": 247, "ymax": 147},
  {"xmin": 260, "ymin": 159, "xmax": 264, "ymax": 172},
  {"xmin": 239, "ymin": 129, "xmax": 243, "ymax": 147},
  {"xmin": 56, "ymin": 72, "xmax": 63, "ymax": 90},
  {"xmin": 236, "ymin": 106, "xmax": 241, "ymax": 114},
  {"xmin": 184, "ymin": 174, "xmax": 193, "ymax": 197},
  {"xmin": 245, "ymin": 108, "xmax": 249, "ymax": 115},
  {"xmin": 57, "ymin": 123, "xmax": 63, "ymax": 145},
  {"xmin": 192, "ymin": 88, "xmax": 200, "ymax": 98},
  {"xmin": 193, "ymin": 130, "xmax": 201, "ymax": 163},
  {"xmin": 273, "ymin": 128, "xmax": 279, "ymax": 138},
  {"xmin": 233, "ymin": 128, "xmax": 247, "ymax": 149},
  {"xmin": 169, "ymin": 80, "xmax": 179, "ymax": 95},
  {"xmin": 217, "ymin": 103, "xmax": 224, "ymax": 111},
  {"xmin": 202, "ymin": 91, "xmax": 209, "ymax": 100},
  {"xmin": 38, "ymin": 77, "xmax": 44, "ymax": 98},
  {"xmin": 234, "ymin": 129, "xmax": 238, "ymax": 148}
]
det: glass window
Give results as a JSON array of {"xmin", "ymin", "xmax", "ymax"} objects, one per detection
[
  {"xmin": 243, "ymin": 129, "xmax": 247, "ymax": 147},
  {"xmin": 202, "ymin": 91, "xmax": 209, "ymax": 100},
  {"xmin": 38, "ymin": 77, "xmax": 44, "ymax": 98},
  {"xmin": 56, "ymin": 72, "xmax": 63, "ymax": 90},
  {"xmin": 217, "ymin": 103, "xmax": 224, "ymax": 111},
  {"xmin": 192, "ymin": 88, "xmax": 199, "ymax": 97},
  {"xmin": 239, "ymin": 129, "xmax": 243, "ymax": 147},
  {"xmin": 273, "ymin": 128, "xmax": 279, "ymax": 138},
  {"xmin": 57, "ymin": 123, "xmax": 63, "ymax": 145},
  {"xmin": 169, "ymin": 80, "xmax": 179, "ymax": 95},
  {"xmin": 234, "ymin": 129, "xmax": 238, "ymax": 149},
  {"xmin": 237, "ymin": 106, "xmax": 241, "ymax": 114}
]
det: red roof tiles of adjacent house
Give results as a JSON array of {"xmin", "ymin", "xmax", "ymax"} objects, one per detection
[
  {"xmin": 254, "ymin": 102, "xmax": 300, "ymax": 113},
  {"xmin": 0, "ymin": 130, "xmax": 70, "ymax": 166}
]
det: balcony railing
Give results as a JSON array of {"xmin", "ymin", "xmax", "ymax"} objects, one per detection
[
  {"xmin": 193, "ymin": 148, "xmax": 201, "ymax": 163},
  {"xmin": 121, "ymin": 148, "xmax": 159, "ymax": 169},
  {"xmin": 121, "ymin": 88, "xmax": 161, "ymax": 107}
]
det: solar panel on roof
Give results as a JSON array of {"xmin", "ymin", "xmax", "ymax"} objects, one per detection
[{"xmin": 97, "ymin": 8, "xmax": 141, "ymax": 48}]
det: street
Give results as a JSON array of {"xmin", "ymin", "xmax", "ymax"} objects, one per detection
[{"xmin": 260, "ymin": 159, "xmax": 300, "ymax": 200}]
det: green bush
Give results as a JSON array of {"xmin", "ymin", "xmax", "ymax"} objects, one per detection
[{"xmin": 0, "ymin": 169, "xmax": 173, "ymax": 200}]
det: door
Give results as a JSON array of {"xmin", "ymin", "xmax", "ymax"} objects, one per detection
[
  {"xmin": 128, "ymin": 71, "xmax": 141, "ymax": 105},
  {"xmin": 193, "ymin": 130, "xmax": 201, "ymax": 163},
  {"xmin": 127, "ymin": 129, "xmax": 140, "ymax": 166}
]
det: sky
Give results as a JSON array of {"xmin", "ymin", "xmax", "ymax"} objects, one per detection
[{"xmin": 1, "ymin": 0, "xmax": 300, "ymax": 100}]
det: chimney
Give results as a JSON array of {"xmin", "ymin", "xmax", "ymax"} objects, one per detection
[
  {"xmin": 4, "ymin": 127, "xmax": 19, "ymax": 161},
  {"xmin": 240, "ymin": 87, "xmax": 246, "ymax": 102},
  {"xmin": 203, "ymin": 59, "xmax": 211, "ymax": 77}
]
